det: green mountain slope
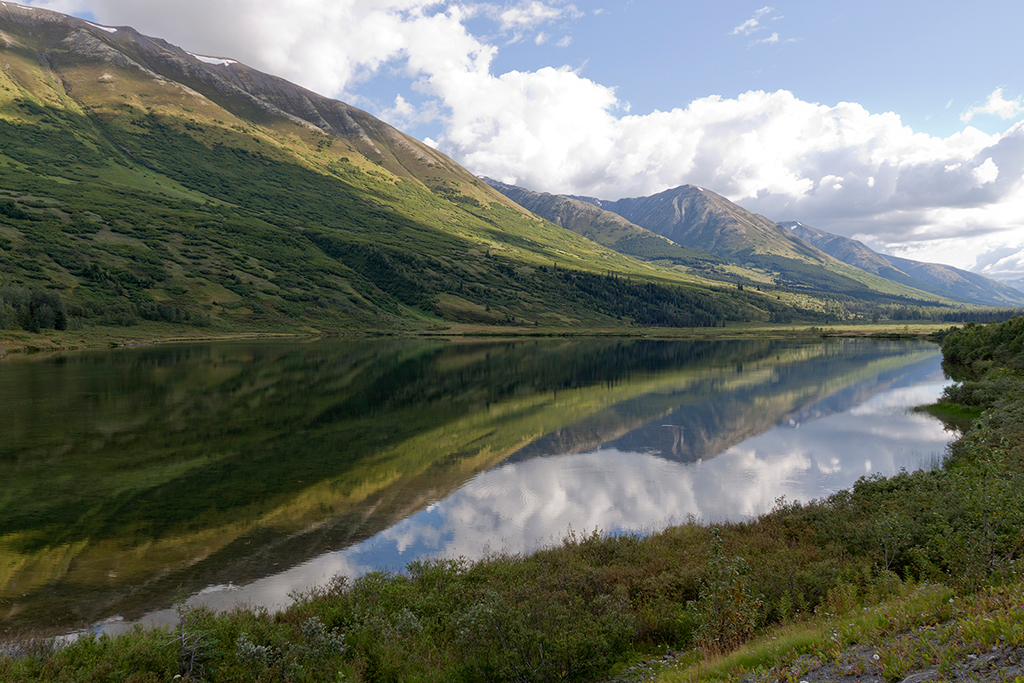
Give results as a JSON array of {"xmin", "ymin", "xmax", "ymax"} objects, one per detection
[
  {"xmin": 0, "ymin": 4, "xmax": 807, "ymax": 333},
  {"xmin": 784, "ymin": 221, "xmax": 1024, "ymax": 307}
]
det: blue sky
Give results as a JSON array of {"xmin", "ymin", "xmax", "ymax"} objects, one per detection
[
  {"xmin": 25, "ymin": 0, "xmax": 1024, "ymax": 281},
  {"xmin": 346, "ymin": 2, "xmax": 1024, "ymax": 141},
  {"xmin": 468, "ymin": 2, "xmax": 1023, "ymax": 139}
]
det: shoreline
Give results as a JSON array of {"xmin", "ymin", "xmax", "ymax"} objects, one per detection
[{"xmin": 0, "ymin": 321, "xmax": 952, "ymax": 360}]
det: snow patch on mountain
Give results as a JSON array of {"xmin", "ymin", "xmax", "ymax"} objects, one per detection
[
  {"xmin": 188, "ymin": 52, "xmax": 237, "ymax": 66},
  {"xmin": 86, "ymin": 22, "xmax": 117, "ymax": 34}
]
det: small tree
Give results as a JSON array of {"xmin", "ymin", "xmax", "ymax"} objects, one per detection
[
  {"xmin": 0, "ymin": 302, "xmax": 15, "ymax": 330},
  {"xmin": 692, "ymin": 529, "xmax": 763, "ymax": 653}
]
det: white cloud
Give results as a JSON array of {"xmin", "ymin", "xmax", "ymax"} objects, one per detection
[
  {"xmin": 974, "ymin": 245, "xmax": 1024, "ymax": 282},
  {"xmin": 732, "ymin": 8, "xmax": 792, "ymax": 49},
  {"xmin": 731, "ymin": 6, "xmax": 773, "ymax": 36},
  {"xmin": 379, "ymin": 92, "xmax": 441, "ymax": 130},
  {"xmin": 499, "ymin": 1, "xmax": 580, "ymax": 31},
  {"xmin": 961, "ymin": 87, "xmax": 1023, "ymax": 122},
  {"xmin": 980, "ymin": 253, "xmax": 1024, "ymax": 286},
  {"xmin": 973, "ymin": 157, "xmax": 999, "ymax": 185},
  {"xmin": 435, "ymin": 75, "xmax": 1024, "ymax": 271},
  {"xmin": 556, "ymin": 35, "xmax": 571, "ymax": 48}
]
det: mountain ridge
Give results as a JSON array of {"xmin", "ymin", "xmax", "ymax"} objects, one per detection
[
  {"xmin": 573, "ymin": 185, "xmax": 825, "ymax": 262},
  {"xmin": 481, "ymin": 178, "xmax": 729, "ymax": 270},
  {"xmin": 0, "ymin": 2, "xmax": 515, "ymax": 205},
  {"xmin": 487, "ymin": 175, "xmax": 1023, "ymax": 309},
  {"xmin": 784, "ymin": 221, "xmax": 1024, "ymax": 307},
  {"xmin": 488, "ymin": 180, "xmax": 967, "ymax": 306}
]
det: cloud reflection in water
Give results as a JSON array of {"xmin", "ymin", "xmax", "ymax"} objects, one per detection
[
  {"xmin": 313, "ymin": 377, "xmax": 952, "ymax": 581},
  {"xmin": 168, "ymin": 357, "xmax": 953, "ymax": 622}
]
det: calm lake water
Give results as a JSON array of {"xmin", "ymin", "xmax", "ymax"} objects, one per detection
[{"xmin": 0, "ymin": 338, "xmax": 954, "ymax": 637}]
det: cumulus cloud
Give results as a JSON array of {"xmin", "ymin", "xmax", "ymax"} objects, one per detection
[
  {"xmin": 974, "ymin": 245, "xmax": 1024, "ymax": 283},
  {"xmin": 498, "ymin": 1, "xmax": 580, "ymax": 31},
  {"xmin": 961, "ymin": 87, "xmax": 1023, "ymax": 122},
  {"xmin": 432, "ymin": 74, "xmax": 1024, "ymax": 271},
  {"xmin": 731, "ymin": 6, "xmax": 774, "ymax": 36}
]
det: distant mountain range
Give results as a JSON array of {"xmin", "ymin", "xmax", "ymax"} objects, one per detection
[
  {"xmin": 783, "ymin": 222, "xmax": 1024, "ymax": 307},
  {"xmin": 485, "ymin": 180, "xmax": 1024, "ymax": 308},
  {"xmin": 574, "ymin": 185, "xmax": 820, "ymax": 262},
  {"xmin": 0, "ymin": 2, "xmax": 1019, "ymax": 338}
]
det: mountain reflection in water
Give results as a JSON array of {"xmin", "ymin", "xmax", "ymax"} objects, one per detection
[
  {"xmin": 228, "ymin": 352, "xmax": 950, "ymax": 619},
  {"xmin": 0, "ymin": 338, "xmax": 953, "ymax": 637}
]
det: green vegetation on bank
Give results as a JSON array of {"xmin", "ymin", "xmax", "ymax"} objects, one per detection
[{"xmin": 2, "ymin": 320, "xmax": 1023, "ymax": 682}]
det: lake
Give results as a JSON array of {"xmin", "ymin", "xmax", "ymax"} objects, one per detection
[{"xmin": 0, "ymin": 337, "xmax": 954, "ymax": 638}]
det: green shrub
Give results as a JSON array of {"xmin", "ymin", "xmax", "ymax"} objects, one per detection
[{"xmin": 692, "ymin": 529, "xmax": 763, "ymax": 653}]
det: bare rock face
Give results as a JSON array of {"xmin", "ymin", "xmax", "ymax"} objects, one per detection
[{"xmin": 59, "ymin": 28, "xmax": 153, "ymax": 73}]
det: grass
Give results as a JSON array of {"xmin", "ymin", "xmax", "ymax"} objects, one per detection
[
  {"xmin": 915, "ymin": 401, "xmax": 982, "ymax": 433},
  {"xmin": 657, "ymin": 581, "xmax": 959, "ymax": 682},
  {"xmin": 659, "ymin": 580, "xmax": 1024, "ymax": 683}
]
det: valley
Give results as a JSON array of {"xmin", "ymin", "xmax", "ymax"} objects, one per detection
[
  {"xmin": 2, "ymin": 6, "xmax": 1024, "ymax": 683},
  {"xmin": 0, "ymin": 3, "xmax": 1019, "ymax": 350}
]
